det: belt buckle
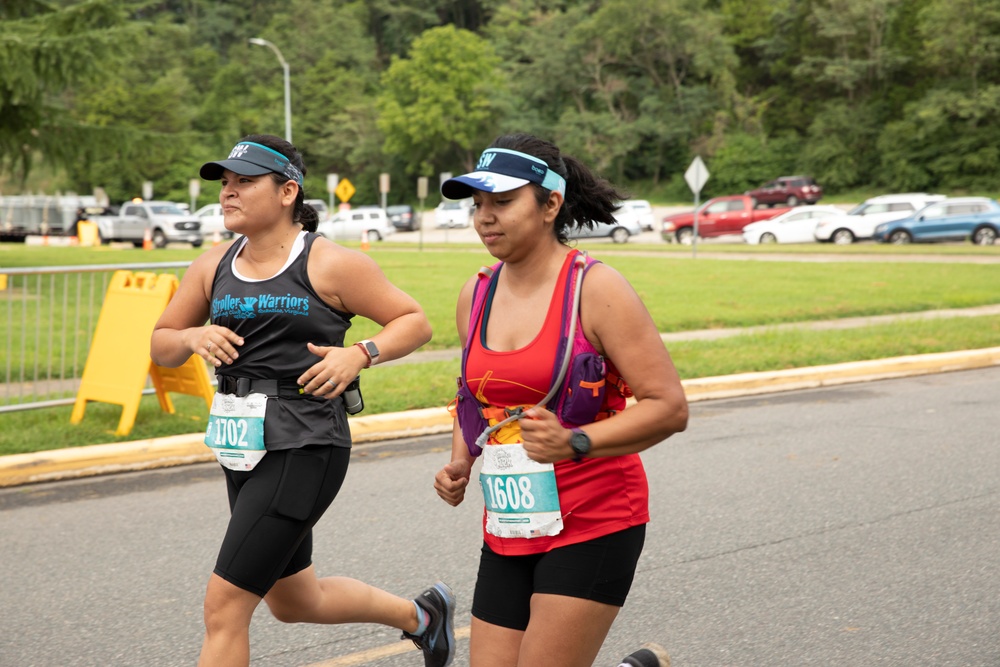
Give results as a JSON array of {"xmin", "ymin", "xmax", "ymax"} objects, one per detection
[{"xmin": 236, "ymin": 377, "xmax": 251, "ymax": 397}]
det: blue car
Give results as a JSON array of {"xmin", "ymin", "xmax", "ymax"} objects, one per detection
[{"xmin": 873, "ymin": 197, "xmax": 1000, "ymax": 245}]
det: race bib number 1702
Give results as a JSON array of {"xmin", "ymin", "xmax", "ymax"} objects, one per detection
[{"xmin": 204, "ymin": 392, "xmax": 267, "ymax": 471}]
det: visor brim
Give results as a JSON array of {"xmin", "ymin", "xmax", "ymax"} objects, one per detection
[
  {"xmin": 441, "ymin": 172, "xmax": 532, "ymax": 200},
  {"xmin": 200, "ymin": 159, "xmax": 276, "ymax": 181}
]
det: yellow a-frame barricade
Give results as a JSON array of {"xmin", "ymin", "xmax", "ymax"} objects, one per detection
[{"xmin": 71, "ymin": 270, "xmax": 214, "ymax": 436}]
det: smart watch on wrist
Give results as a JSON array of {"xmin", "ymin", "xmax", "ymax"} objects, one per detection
[
  {"xmin": 354, "ymin": 339, "xmax": 379, "ymax": 368},
  {"xmin": 569, "ymin": 427, "xmax": 592, "ymax": 462}
]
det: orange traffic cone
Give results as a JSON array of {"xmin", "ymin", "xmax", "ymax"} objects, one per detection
[
  {"xmin": 360, "ymin": 229, "xmax": 370, "ymax": 251},
  {"xmin": 212, "ymin": 230, "xmax": 222, "ymax": 247},
  {"xmin": 142, "ymin": 227, "xmax": 153, "ymax": 250}
]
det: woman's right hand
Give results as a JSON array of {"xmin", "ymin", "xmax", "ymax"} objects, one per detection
[
  {"xmin": 434, "ymin": 459, "xmax": 471, "ymax": 506},
  {"xmin": 186, "ymin": 324, "xmax": 243, "ymax": 368}
]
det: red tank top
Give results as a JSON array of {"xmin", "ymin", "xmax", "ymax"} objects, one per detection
[{"xmin": 466, "ymin": 249, "xmax": 649, "ymax": 555}]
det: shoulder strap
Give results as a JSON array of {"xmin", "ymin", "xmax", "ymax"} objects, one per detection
[
  {"xmin": 549, "ymin": 251, "xmax": 600, "ymax": 383},
  {"xmin": 461, "ymin": 262, "xmax": 502, "ymax": 386}
]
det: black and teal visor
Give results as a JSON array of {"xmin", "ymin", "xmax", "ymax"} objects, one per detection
[
  {"xmin": 200, "ymin": 141, "xmax": 304, "ymax": 186},
  {"xmin": 441, "ymin": 148, "xmax": 567, "ymax": 200}
]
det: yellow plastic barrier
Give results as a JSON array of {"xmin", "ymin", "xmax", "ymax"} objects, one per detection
[
  {"xmin": 149, "ymin": 353, "xmax": 214, "ymax": 413},
  {"xmin": 0, "ymin": 274, "xmax": 7, "ymax": 291},
  {"xmin": 71, "ymin": 271, "xmax": 215, "ymax": 436},
  {"xmin": 77, "ymin": 220, "xmax": 100, "ymax": 247}
]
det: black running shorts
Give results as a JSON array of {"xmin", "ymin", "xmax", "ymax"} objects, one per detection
[
  {"xmin": 214, "ymin": 445, "xmax": 350, "ymax": 597},
  {"xmin": 471, "ymin": 524, "xmax": 646, "ymax": 631}
]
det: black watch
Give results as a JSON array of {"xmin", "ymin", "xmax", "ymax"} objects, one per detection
[{"xmin": 569, "ymin": 428, "xmax": 592, "ymax": 462}]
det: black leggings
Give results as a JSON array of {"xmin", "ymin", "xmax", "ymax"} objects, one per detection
[{"xmin": 215, "ymin": 445, "xmax": 351, "ymax": 597}]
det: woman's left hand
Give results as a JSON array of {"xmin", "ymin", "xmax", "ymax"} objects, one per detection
[
  {"xmin": 296, "ymin": 342, "xmax": 367, "ymax": 398},
  {"xmin": 520, "ymin": 407, "xmax": 574, "ymax": 463}
]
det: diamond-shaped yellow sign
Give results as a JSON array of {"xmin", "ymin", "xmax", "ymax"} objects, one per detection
[{"xmin": 335, "ymin": 178, "xmax": 356, "ymax": 203}]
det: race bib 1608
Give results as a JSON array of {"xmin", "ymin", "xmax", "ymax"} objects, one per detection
[{"xmin": 480, "ymin": 443, "xmax": 564, "ymax": 539}]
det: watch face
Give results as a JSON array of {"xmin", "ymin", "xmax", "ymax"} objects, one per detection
[
  {"xmin": 570, "ymin": 431, "xmax": 591, "ymax": 455},
  {"xmin": 363, "ymin": 340, "xmax": 379, "ymax": 358}
]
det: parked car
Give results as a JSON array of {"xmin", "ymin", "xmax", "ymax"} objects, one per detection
[
  {"xmin": 90, "ymin": 199, "xmax": 202, "ymax": 248},
  {"xmin": 316, "ymin": 206, "xmax": 395, "ymax": 242},
  {"xmin": 387, "ymin": 204, "xmax": 419, "ymax": 231},
  {"xmin": 620, "ymin": 199, "xmax": 655, "ymax": 231},
  {"xmin": 742, "ymin": 205, "xmax": 846, "ymax": 244},
  {"xmin": 661, "ymin": 195, "xmax": 790, "ymax": 244},
  {"xmin": 304, "ymin": 199, "xmax": 332, "ymax": 223},
  {"xmin": 873, "ymin": 197, "xmax": 1000, "ymax": 245},
  {"xmin": 813, "ymin": 193, "xmax": 946, "ymax": 244},
  {"xmin": 192, "ymin": 204, "xmax": 235, "ymax": 241},
  {"xmin": 435, "ymin": 198, "xmax": 474, "ymax": 228},
  {"xmin": 568, "ymin": 210, "xmax": 642, "ymax": 243},
  {"xmin": 746, "ymin": 176, "xmax": 823, "ymax": 207}
]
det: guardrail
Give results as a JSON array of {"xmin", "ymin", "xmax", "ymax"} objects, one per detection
[{"xmin": 0, "ymin": 262, "xmax": 190, "ymax": 413}]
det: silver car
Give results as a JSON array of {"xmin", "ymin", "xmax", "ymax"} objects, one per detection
[{"xmin": 568, "ymin": 209, "xmax": 642, "ymax": 244}]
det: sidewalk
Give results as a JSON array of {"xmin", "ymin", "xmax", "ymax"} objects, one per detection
[{"xmin": 3, "ymin": 344, "xmax": 999, "ymax": 488}]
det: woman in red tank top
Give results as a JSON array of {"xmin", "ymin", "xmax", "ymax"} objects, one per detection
[{"xmin": 434, "ymin": 134, "xmax": 689, "ymax": 667}]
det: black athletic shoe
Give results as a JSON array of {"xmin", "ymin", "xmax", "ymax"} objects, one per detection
[
  {"xmin": 402, "ymin": 581, "xmax": 456, "ymax": 667},
  {"xmin": 618, "ymin": 643, "xmax": 671, "ymax": 667}
]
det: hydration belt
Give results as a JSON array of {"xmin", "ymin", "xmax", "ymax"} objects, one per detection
[{"xmin": 216, "ymin": 375, "xmax": 305, "ymax": 399}]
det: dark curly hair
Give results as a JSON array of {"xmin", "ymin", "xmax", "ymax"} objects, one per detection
[
  {"xmin": 487, "ymin": 134, "xmax": 628, "ymax": 243},
  {"xmin": 239, "ymin": 134, "xmax": 318, "ymax": 233}
]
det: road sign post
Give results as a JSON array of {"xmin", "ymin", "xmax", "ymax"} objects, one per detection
[
  {"xmin": 188, "ymin": 179, "xmax": 200, "ymax": 214},
  {"xmin": 379, "ymin": 172, "xmax": 390, "ymax": 211},
  {"xmin": 327, "ymin": 173, "xmax": 338, "ymax": 215},
  {"xmin": 417, "ymin": 176, "xmax": 428, "ymax": 251},
  {"xmin": 684, "ymin": 156, "xmax": 710, "ymax": 258}
]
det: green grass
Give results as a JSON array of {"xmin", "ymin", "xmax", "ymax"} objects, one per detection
[
  {"xmin": 3, "ymin": 315, "xmax": 1000, "ymax": 456},
  {"xmin": 2, "ymin": 242, "xmax": 1000, "ymax": 455},
  {"xmin": 3, "ymin": 243, "xmax": 1000, "ymax": 359}
]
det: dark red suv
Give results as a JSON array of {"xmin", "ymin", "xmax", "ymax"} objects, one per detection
[{"xmin": 745, "ymin": 176, "xmax": 823, "ymax": 207}]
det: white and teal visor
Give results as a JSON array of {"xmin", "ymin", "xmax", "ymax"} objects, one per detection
[
  {"xmin": 441, "ymin": 148, "xmax": 567, "ymax": 200},
  {"xmin": 200, "ymin": 141, "xmax": 304, "ymax": 186}
]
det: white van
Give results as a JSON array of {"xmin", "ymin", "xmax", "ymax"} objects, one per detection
[
  {"xmin": 435, "ymin": 198, "xmax": 474, "ymax": 228},
  {"xmin": 317, "ymin": 206, "xmax": 395, "ymax": 242},
  {"xmin": 620, "ymin": 199, "xmax": 655, "ymax": 231},
  {"xmin": 813, "ymin": 193, "xmax": 946, "ymax": 244}
]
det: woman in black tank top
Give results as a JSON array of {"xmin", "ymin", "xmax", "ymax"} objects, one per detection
[{"xmin": 151, "ymin": 135, "xmax": 456, "ymax": 667}]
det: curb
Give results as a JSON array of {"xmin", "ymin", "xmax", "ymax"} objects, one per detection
[{"xmin": 2, "ymin": 347, "xmax": 999, "ymax": 488}]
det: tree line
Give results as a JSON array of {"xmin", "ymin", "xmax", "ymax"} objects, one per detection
[{"xmin": 2, "ymin": 0, "xmax": 999, "ymax": 209}]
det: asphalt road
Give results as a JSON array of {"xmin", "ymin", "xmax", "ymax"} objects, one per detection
[{"xmin": 2, "ymin": 367, "xmax": 999, "ymax": 666}]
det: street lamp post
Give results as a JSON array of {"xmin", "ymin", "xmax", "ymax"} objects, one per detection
[{"xmin": 248, "ymin": 37, "xmax": 291, "ymax": 144}]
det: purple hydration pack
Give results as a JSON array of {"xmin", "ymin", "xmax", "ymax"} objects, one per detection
[{"xmin": 452, "ymin": 251, "xmax": 612, "ymax": 456}]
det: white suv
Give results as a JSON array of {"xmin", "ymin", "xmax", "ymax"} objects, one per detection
[
  {"xmin": 814, "ymin": 193, "xmax": 946, "ymax": 244},
  {"xmin": 317, "ymin": 206, "xmax": 395, "ymax": 242},
  {"xmin": 435, "ymin": 198, "xmax": 474, "ymax": 228}
]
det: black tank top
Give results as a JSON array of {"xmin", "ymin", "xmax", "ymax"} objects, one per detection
[{"xmin": 210, "ymin": 232, "xmax": 354, "ymax": 449}]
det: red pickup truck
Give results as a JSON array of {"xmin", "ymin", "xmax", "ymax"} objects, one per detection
[{"xmin": 661, "ymin": 195, "xmax": 790, "ymax": 244}]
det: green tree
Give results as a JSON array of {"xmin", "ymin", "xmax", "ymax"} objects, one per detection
[
  {"xmin": 877, "ymin": 86, "xmax": 1000, "ymax": 192},
  {"xmin": 918, "ymin": 0, "xmax": 1000, "ymax": 94},
  {"xmin": 376, "ymin": 24, "xmax": 507, "ymax": 178},
  {"xmin": 0, "ymin": 0, "xmax": 147, "ymax": 184}
]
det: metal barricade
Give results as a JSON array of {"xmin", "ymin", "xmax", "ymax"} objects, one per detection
[{"xmin": 0, "ymin": 262, "xmax": 190, "ymax": 413}]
